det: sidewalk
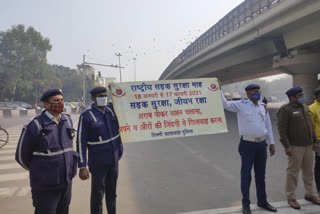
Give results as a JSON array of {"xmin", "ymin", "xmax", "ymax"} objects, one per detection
[{"xmin": 177, "ymin": 199, "xmax": 320, "ymax": 214}]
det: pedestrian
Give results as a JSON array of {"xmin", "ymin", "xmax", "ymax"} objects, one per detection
[
  {"xmin": 15, "ymin": 88, "xmax": 79, "ymax": 214},
  {"xmin": 263, "ymin": 97, "xmax": 268, "ymax": 105},
  {"xmin": 309, "ymin": 87, "xmax": 320, "ymax": 197},
  {"xmin": 220, "ymin": 83, "xmax": 277, "ymax": 214},
  {"xmin": 77, "ymin": 86, "xmax": 123, "ymax": 214},
  {"xmin": 277, "ymin": 87, "xmax": 320, "ymax": 209}
]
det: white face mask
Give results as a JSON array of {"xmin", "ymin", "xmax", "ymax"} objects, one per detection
[{"xmin": 96, "ymin": 97, "xmax": 108, "ymax": 106}]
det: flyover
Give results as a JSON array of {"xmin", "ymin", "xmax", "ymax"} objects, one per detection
[{"xmin": 160, "ymin": 0, "xmax": 320, "ymax": 104}]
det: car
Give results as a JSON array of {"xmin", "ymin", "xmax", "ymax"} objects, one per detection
[
  {"xmin": 0, "ymin": 102, "xmax": 27, "ymax": 110},
  {"xmin": 64, "ymin": 102, "xmax": 73, "ymax": 113},
  {"xmin": 11, "ymin": 101, "xmax": 33, "ymax": 109}
]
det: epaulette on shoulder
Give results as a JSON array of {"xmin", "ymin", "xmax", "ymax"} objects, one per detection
[
  {"xmin": 80, "ymin": 109, "xmax": 91, "ymax": 116},
  {"xmin": 241, "ymin": 98, "xmax": 249, "ymax": 103},
  {"xmin": 23, "ymin": 115, "xmax": 39, "ymax": 127}
]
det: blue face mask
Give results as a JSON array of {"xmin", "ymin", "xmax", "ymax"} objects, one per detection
[
  {"xmin": 251, "ymin": 93, "xmax": 261, "ymax": 101},
  {"xmin": 297, "ymin": 96, "xmax": 305, "ymax": 104}
]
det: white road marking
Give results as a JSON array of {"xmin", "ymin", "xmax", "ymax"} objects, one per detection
[
  {"xmin": 0, "ymin": 149, "xmax": 16, "ymax": 154},
  {"xmin": 16, "ymin": 186, "xmax": 30, "ymax": 197},
  {"xmin": 0, "ymin": 163, "xmax": 21, "ymax": 170},
  {"xmin": 0, "ymin": 186, "xmax": 30, "ymax": 198},
  {"xmin": 0, "ymin": 156, "xmax": 14, "ymax": 161},
  {"xmin": 0, "ymin": 187, "xmax": 18, "ymax": 197},
  {"xmin": 0, "ymin": 172, "xmax": 28, "ymax": 182},
  {"xmin": 1, "ymin": 144, "xmax": 18, "ymax": 149},
  {"xmin": 176, "ymin": 140, "xmax": 235, "ymax": 180}
]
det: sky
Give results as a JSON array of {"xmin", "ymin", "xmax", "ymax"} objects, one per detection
[{"xmin": 1, "ymin": 0, "xmax": 246, "ymax": 82}]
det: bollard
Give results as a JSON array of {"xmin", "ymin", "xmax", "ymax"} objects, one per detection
[
  {"xmin": 11, "ymin": 110, "xmax": 20, "ymax": 117},
  {"xmin": 20, "ymin": 110, "xmax": 28, "ymax": 116},
  {"xmin": 26, "ymin": 109, "xmax": 36, "ymax": 117}
]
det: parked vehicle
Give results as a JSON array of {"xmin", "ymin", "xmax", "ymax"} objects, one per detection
[
  {"xmin": 0, "ymin": 102, "xmax": 26, "ymax": 110},
  {"xmin": 11, "ymin": 101, "xmax": 32, "ymax": 109},
  {"xmin": 64, "ymin": 102, "xmax": 73, "ymax": 113}
]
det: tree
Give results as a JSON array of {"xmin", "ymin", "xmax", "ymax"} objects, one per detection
[{"xmin": 0, "ymin": 24, "xmax": 52, "ymax": 101}]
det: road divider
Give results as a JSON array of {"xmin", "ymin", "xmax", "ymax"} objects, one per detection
[{"xmin": 0, "ymin": 109, "xmax": 80, "ymax": 118}]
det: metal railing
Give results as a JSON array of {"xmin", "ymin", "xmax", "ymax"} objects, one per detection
[{"xmin": 161, "ymin": 0, "xmax": 284, "ymax": 79}]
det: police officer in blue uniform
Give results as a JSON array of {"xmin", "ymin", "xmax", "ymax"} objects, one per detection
[
  {"xmin": 77, "ymin": 86, "xmax": 123, "ymax": 214},
  {"xmin": 15, "ymin": 89, "xmax": 79, "ymax": 214},
  {"xmin": 220, "ymin": 84, "xmax": 277, "ymax": 214}
]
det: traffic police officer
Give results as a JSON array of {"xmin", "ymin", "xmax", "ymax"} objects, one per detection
[
  {"xmin": 277, "ymin": 87, "xmax": 320, "ymax": 209},
  {"xmin": 15, "ymin": 88, "xmax": 79, "ymax": 214},
  {"xmin": 220, "ymin": 83, "xmax": 277, "ymax": 214},
  {"xmin": 77, "ymin": 86, "xmax": 123, "ymax": 214}
]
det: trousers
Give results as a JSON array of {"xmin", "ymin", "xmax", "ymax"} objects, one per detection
[
  {"xmin": 238, "ymin": 139, "xmax": 268, "ymax": 206},
  {"xmin": 91, "ymin": 163, "xmax": 119, "ymax": 214},
  {"xmin": 315, "ymin": 154, "xmax": 320, "ymax": 192},
  {"xmin": 286, "ymin": 145, "xmax": 314, "ymax": 199},
  {"xmin": 31, "ymin": 183, "xmax": 72, "ymax": 214}
]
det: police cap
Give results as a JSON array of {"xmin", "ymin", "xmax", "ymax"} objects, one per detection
[
  {"xmin": 286, "ymin": 87, "xmax": 302, "ymax": 97},
  {"xmin": 90, "ymin": 86, "xmax": 107, "ymax": 96},
  {"xmin": 245, "ymin": 84, "xmax": 260, "ymax": 92},
  {"xmin": 40, "ymin": 89, "xmax": 63, "ymax": 101}
]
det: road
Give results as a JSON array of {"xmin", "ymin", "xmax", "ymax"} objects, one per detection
[{"xmin": 0, "ymin": 110, "xmax": 310, "ymax": 214}]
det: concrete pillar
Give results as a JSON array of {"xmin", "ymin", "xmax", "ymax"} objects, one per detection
[{"xmin": 273, "ymin": 52, "xmax": 320, "ymax": 105}]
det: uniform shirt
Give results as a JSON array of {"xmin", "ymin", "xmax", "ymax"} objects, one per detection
[
  {"xmin": 309, "ymin": 100, "xmax": 320, "ymax": 140},
  {"xmin": 45, "ymin": 111, "xmax": 60, "ymax": 124},
  {"xmin": 221, "ymin": 91, "xmax": 275, "ymax": 144},
  {"xmin": 277, "ymin": 102, "xmax": 316, "ymax": 148},
  {"xmin": 77, "ymin": 103, "xmax": 123, "ymax": 170}
]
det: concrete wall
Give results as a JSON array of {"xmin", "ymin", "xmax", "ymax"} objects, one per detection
[
  {"xmin": 1, "ymin": 110, "xmax": 36, "ymax": 118},
  {"xmin": 0, "ymin": 109, "xmax": 80, "ymax": 118}
]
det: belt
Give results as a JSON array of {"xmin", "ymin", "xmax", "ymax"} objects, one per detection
[{"xmin": 242, "ymin": 136, "xmax": 266, "ymax": 142}]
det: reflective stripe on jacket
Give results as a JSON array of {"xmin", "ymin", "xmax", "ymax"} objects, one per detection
[
  {"xmin": 15, "ymin": 111, "xmax": 79, "ymax": 191},
  {"xmin": 76, "ymin": 103, "xmax": 123, "ymax": 170}
]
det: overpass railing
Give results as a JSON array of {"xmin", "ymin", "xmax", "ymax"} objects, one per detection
[{"xmin": 161, "ymin": 0, "xmax": 285, "ymax": 79}]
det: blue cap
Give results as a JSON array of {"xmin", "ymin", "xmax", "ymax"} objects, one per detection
[
  {"xmin": 90, "ymin": 86, "xmax": 107, "ymax": 96},
  {"xmin": 314, "ymin": 87, "xmax": 320, "ymax": 97},
  {"xmin": 286, "ymin": 87, "xmax": 302, "ymax": 97},
  {"xmin": 245, "ymin": 84, "xmax": 260, "ymax": 92},
  {"xmin": 40, "ymin": 89, "xmax": 63, "ymax": 101}
]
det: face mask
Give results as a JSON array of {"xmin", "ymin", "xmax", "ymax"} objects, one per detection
[
  {"xmin": 297, "ymin": 96, "xmax": 305, "ymax": 104},
  {"xmin": 96, "ymin": 97, "xmax": 108, "ymax": 106},
  {"xmin": 49, "ymin": 102, "xmax": 64, "ymax": 113},
  {"xmin": 250, "ymin": 93, "xmax": 261, "ymax": 101}
]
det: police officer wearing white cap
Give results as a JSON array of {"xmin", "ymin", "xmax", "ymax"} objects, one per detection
[
  {"xmin": 15, "ymin": 88, "xmax": 79, "ymax": 214},
  {"xmin": 220, "ymin": 83, "xmax": 276, "ymax": 214}
]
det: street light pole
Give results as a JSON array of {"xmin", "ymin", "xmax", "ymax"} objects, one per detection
[
  {"xmin": 35, "ymin": 81, "xmax": 37, "ymax": 106},
  {"xmin": 133, "ymin": 58, "xmax": 136, "ymax": 81},
  {"xmin": 82, "ymin": 54, "xmax": 86, "ymax": 106},
  {"xmin": 115, "ymin": 53, "xmax": 122, "ymax": 82}
]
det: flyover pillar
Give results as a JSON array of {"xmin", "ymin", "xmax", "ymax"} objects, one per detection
[{"xmin": 273, "ymin": 52, "xmax": 320, "ymax": 105}]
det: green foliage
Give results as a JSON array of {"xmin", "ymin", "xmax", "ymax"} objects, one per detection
[{"xmin": 0, "ymin": 24, "xmax": 97, "ymax": 105}]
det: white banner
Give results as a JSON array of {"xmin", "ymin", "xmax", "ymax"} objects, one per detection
[{"xmin": 110, "ymin": 78, "xmax": 227, "ymax": 143}]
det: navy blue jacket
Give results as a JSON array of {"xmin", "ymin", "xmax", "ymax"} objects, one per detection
[
  {"xmin": 76, "ymin": 103, "xmax": 123, "ymax": 171},
  {"xmin": 15, "ymin": 111, "xmax": 79, "ymax": 191}
]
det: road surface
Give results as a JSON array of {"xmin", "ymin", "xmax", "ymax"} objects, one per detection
[{"xmin": 0, "ymin": 110, "xmax": 316, "ymax": 213}]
